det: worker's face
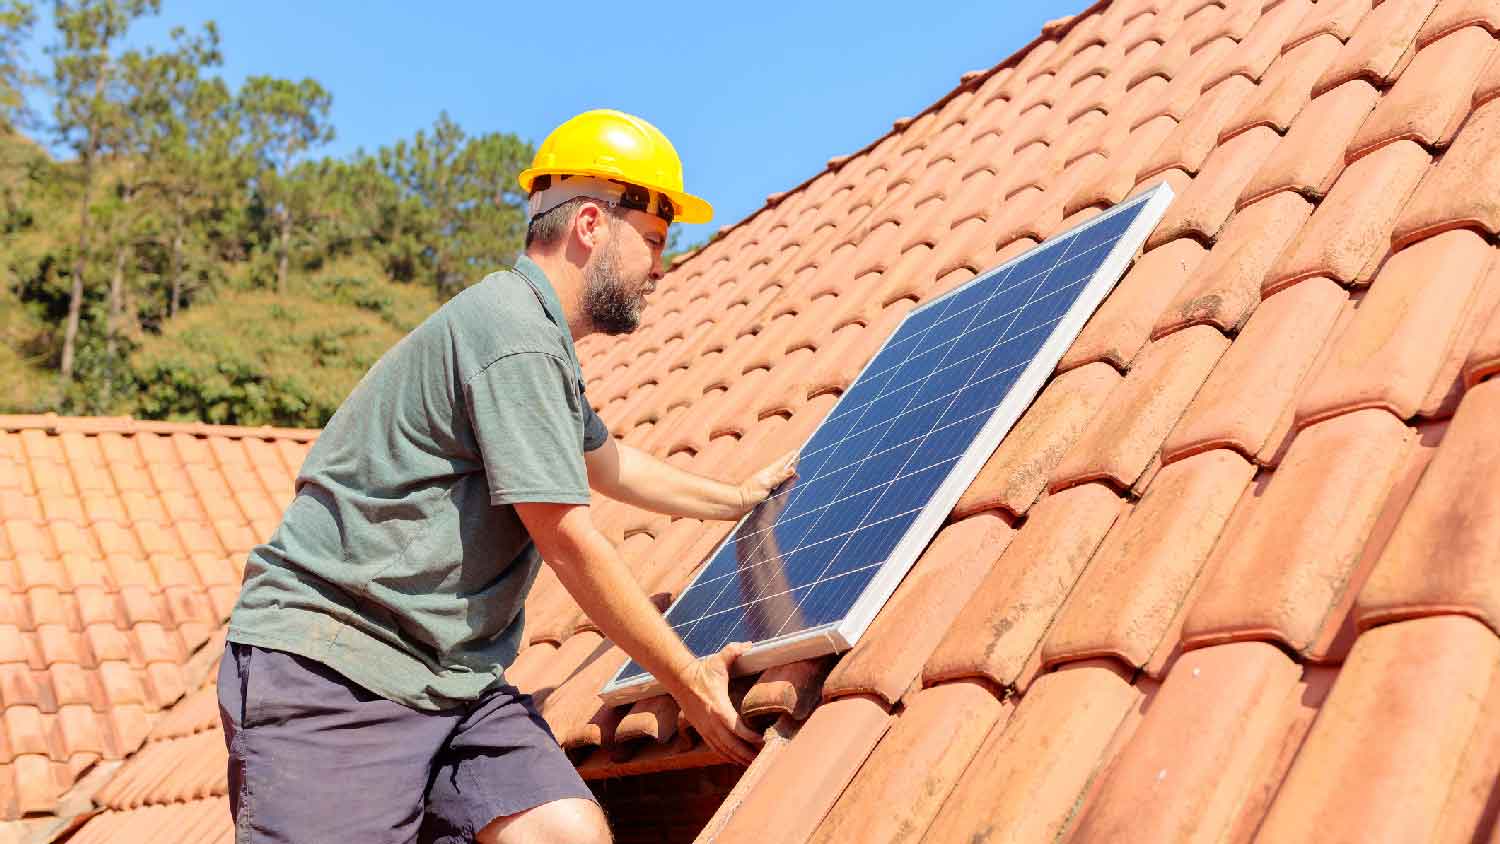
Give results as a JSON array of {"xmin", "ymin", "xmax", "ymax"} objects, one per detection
[{"xmin": 581, "ymin": 209, "xmax": 667, "ymax": 335}]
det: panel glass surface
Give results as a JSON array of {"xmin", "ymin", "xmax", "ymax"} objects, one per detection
[{"xmin": 612, "ymin": 193, "xmax": 1158, "ymax": 686}]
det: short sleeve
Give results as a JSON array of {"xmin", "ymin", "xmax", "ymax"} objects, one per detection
[
  {"xmin": 466, "ymin": 352, "xmax": 592, "ymax": 506},
  {"xmin": 580, "ymin": 385, "xmax": 610, "ymax": 451}
]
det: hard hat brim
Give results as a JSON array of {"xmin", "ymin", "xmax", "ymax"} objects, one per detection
[{"xmin": 519, "ymin": 166, "xmax": 714, "ymax": 224}]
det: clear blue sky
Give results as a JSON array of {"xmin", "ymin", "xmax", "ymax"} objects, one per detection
[{"xmin": 107, "ymin": 1, "xmax": 1082, "ymax": 247}]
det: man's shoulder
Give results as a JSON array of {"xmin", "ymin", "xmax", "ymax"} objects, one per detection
[{"xmin": 438, "ymin": 270, "xmax": 569, "ymax": 366}]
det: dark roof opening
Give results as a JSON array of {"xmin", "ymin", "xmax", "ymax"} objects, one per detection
[{"xmin": 589, "ymin": 765, "xmax": 743, "ymax": 844}]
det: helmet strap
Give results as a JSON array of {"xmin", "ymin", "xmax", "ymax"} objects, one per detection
[{"xmin": 528, "ymin": 174, "xmax": 675, "ymax": 224}]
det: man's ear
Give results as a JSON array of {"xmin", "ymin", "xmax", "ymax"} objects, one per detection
[{"xmin": 573, "ymin": 202, "xmax": 610, "ymax": 251}]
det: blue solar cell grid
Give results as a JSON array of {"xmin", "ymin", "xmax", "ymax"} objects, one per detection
[{"xmin": 607, "ymin": 186, "xmax": 1170, "ymax": 692}]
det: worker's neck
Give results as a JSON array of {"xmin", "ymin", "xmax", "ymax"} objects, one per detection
[{"xmin": 525, "ymin": 247, "xmax": 593, "ymax": 340}]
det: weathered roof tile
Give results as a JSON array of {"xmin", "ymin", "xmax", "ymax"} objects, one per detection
[
  {"xmin": 1154, "ymin": 191, "xmax": 1313, "ymax": 336},
  {"xmin": 953, "ymin": 363, "xmax": 1121, "ymax": 518},
  {"xmin": 1041, "ymin": 449, "xmax": 1256, "ymax": 674},
  {"xmin": 1357, "ymin": 379, "xmax": 1500, "ymax": 634},
  {"xmin": 918, "ymin": 661, "xmax": 1142, "ymax": 844},
  {"xmin": 707, "ymin": 695, "xmax": 890, "ymax": 844},
  {"xmin": 1069, "ymin": 642, "xmax": 1303, "ymax": 841},
  {"xmin": 822, "ymin": 511, "xmax": 1016, "ymax": 705},
  {"xmin": 1163, "ymin": 277, "xmax": 1347, "ymax": 465},
  {"xmin": 1264, "ymin": 139, "xmax": 1432, "ymax": 292},
  {"xmin": 807, "ymin": 681, "xmax": 1007, "ymax": 844},
  {"xmin": 1311, "ymin": 0, "xmax": 1439, "ymax": 96},
  {"xmin": 1147, "ymin": 125, "xmax": 1280, "ymax": 247},
  {"xmin": 1391, "ymin": 97, "xmax": 1500, "ymax": 248},
  {"xmin": 1182, "ymin": 409, "xmax": 1415, "ymax": 657},
  {"xmin": 1239, "ymin": 80, "xmax": 1379, "ymax": 207},
  {"xmin": 1418, "ymin": 0, "xmax": 1500, "ymax": 45},
  {"xmin": 1296, "ymin": 230, "xmax": 1492, "ymax": 427},
  {"xmin": 1256, "ymin": 616, "xmax": 1500, "ymax": 842},
  {"xmin": 1348, "ymin": 26, "xmax": 1497, "ymax": 161},
  {"xmin": 1050, "ymin": 325, "xmax": 1229, "ymax": 492},
  {"xmin": 924, "ymin": 484, "xmax": 1125, "ymax": 692}
]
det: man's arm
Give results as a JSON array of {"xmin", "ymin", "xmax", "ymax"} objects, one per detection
[
  {"xmin": 514, "ymin": 500, "xmax": 761, "ymax": 765},
  {"xmin": 585, "ymin": 438, "xmax": 796, "ymax": 521}
]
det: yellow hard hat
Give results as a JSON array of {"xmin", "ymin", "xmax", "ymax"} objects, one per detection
[{"xmin": 519, "ymin": 109, "xmax": 714, "ymax": 224}]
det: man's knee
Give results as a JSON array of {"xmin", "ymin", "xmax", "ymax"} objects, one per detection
[{"xmin": 476, "ymin": 797, "xmax": 610, "ymax": 844}]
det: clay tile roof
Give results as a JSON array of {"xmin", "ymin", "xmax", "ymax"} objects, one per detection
[
  {"xmin": 32, "ymin": 0, "xmax": 1500, "ymax": 840},
  {"xmin": 0, "ymin": 413, "xmax": 307, "ymax": 839}
]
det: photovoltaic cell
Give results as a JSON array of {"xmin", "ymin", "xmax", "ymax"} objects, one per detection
[{"xmin": 602, "ymin": 183, "xmax": 1174, "ymax": 702}]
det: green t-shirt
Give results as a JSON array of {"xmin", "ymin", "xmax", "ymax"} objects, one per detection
[{"xmin": 227, "ymin": 257, "xmax": 609, "ymax": 710}]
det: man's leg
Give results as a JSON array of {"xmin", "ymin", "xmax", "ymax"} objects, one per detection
[
  {"xmin": 475, "ymin": 799, "xmax": 610, "ymax": 844},
  {"xmin": 217, "ymin": 642, "xmax": 456, "ymax": 844},
  {"xmin": 420, "ymin": 684, "xmax": 607, "ymax": 844}
]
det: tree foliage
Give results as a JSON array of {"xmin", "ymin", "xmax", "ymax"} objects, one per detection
[{"xmin": 0, "ymin": 7, "xmax": 537, "ymax": 425}]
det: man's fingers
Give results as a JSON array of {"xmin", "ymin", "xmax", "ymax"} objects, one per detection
[
  {"xmin": 710, "ymin": 723, "xmax": 757, "ymax": 765},
  {"xmin": 731, "ymin": 713, "xmax": 762, "ymax": 744},
  {"xmin": 718, "ymin": 641, "xmax": 752, "ymax": 669}
]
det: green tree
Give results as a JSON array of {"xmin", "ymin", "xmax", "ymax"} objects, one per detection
[
  {"xmin": 236, "ymin": 75, "xmax": 333, "ymax": 295},
  {"xmin": 0, "ymin": 1, "xmax": 35, "ymax": 131},
  {"xmin": 376, "ymin": 112, "xmax": 530, "ymax": 296},
  {"xmin": 126, "ymin": 23, "xmax": 237, "ymax": 320},
  {"xmin": 46, "ymin": 0, "xmax": 159, "ymax": 382}
]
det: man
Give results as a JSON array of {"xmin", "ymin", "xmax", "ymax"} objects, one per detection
[{"xmin": 218, "ymin": 109, "xmax": 797, "ymax": 844}]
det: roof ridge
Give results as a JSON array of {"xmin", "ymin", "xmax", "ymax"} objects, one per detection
[
  {"xmin": 0, "ymin": 412, "xmax": 319, "ymax": 442},
  {"xmin": 668, "ymin": 0, "xmax": 1112, "ymax": 273}
]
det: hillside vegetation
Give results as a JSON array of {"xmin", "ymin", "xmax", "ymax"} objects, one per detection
[{"xmin": 0, "ymin": 1, "xmax": 659, "ymax": 427}]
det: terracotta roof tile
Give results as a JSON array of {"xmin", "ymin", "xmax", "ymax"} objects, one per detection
[
  {"xmin": 1050, "ymin": 324, "xmax": 1229, "ymax": 491},
  {"xmin": 1256, "ymin": 615, "xmax": 1500, "ymax": 842},
  {"xmin": 1154, "ymin": 190, "xmax": 1312, "ymax": 337},
  {"xmin": 1239, "ymin": 80, "xmax": 1379, "ymax": 207},
  {"xmin": 1069, "ymin": 642, "xmax": 1303, "ymax": 840},
  {"xmin": 614, "ymin": 693, "xmax": 679, "ymax": 745},
  {"xmin": 1060, "ymin": 237, "xmax": 1206, "ymax": 371},
  {"xmin": 924, "ymin": 483, "xmax": 1124, "ymax": 692},
  {"xmin": 1296, "ymin": 230, "xmax": 1492, "ymax": 427},
  {"xmin": 1264, "ymin": 138, "xmax": 1432, "ymax": 292},
  {"xmin": 1349, "ymin": 26, "xmax": 1497, "ymax": 161},
  {"xmin": 706, "ymin": 695, "xmax": 890, "ymax": 844},
  {"xmin": 1392, "ymin": 97, "xmax": 1500, "ymax": 248},
  {"xmin": 1182, "ymin": 409, "xmax": 1417, "ymax": 658},
  {"xmin": 1220, "ymin": 34, "xmax": 1344, "ymax": 140},
  {"xmin": 919, "ymin": 661, "xmax": 1141, "ymax": 843},
  {"xmin": 1357, "ymin": 379, "xmax": 1500, "ymax": 633},
  {"xmin": 739, "ymin": 658, "xmax": 826, "ymax": 725},
  {"xmin": 1208, "ymin": 0, "xmax": 1314, "ymax": 88},
  {"xmin": 1162, "ymin": 276, "xmax": 1347, "ymax": 465},
  {"xmin": 807, "ymin": 681, "xmax": 1008, "ymax": 844},
  {"xmin": 1068, "ymin": 113, "xmax": 1179, "ymax": 213},
  {"xmin": 1138, "ymin": 74, "xmax": 1256, "ymax": 180},
  {"xmin": 1041, "ymin": 449, "xmax": 1255, "ymax": 674},
  {"xmin": 821, "ymin": 511, "xmax": 1016, "ymax": 705},
  {"xmin": 1315, "ymin": 0, "xmax": 1440, "ymax": 98},
  {"xmin": 1424, "ymin": 0, "xmax": 1499, "ymax": 41},
  {"xmin": 1147, "ymin": 125, "xmax": 1279, "ymax": 248},
  {"xmin": 955, "ymin": 365, "xmax": 1118, "ymax": 519},
  {"xmin": 1286, "ymin": 0, "xmax": 1374, "ymax": 49},
  {"xmin": 1466, "ymin": 278, "xmax": 1500, "ymax": 386}
]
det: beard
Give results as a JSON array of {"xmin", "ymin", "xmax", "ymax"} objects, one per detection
[{"xmin": 581, "ymin": 234, "xmax": 648, "ymax": 336}]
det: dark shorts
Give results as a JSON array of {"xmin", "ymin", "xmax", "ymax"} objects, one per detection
[{"xmin": 217, "ymin": 642, "xmax": 595, "ymax": 844}]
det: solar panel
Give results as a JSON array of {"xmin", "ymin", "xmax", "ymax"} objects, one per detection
[{"xmin": 601, "ymin": 182, "xmax": 1174, "ymax": 704}]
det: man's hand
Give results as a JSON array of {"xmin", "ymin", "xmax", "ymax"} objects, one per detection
[
  {"xmin": 518, "ymin": 501, "xmax": 763, "ymax": 766},
  {"xmin": 670, "ymin": 642, "xmax": 762, "ymax": 766},
  {"xmin": 737, "ymin": 451, "xmax": 798, "ymax": 516}
]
